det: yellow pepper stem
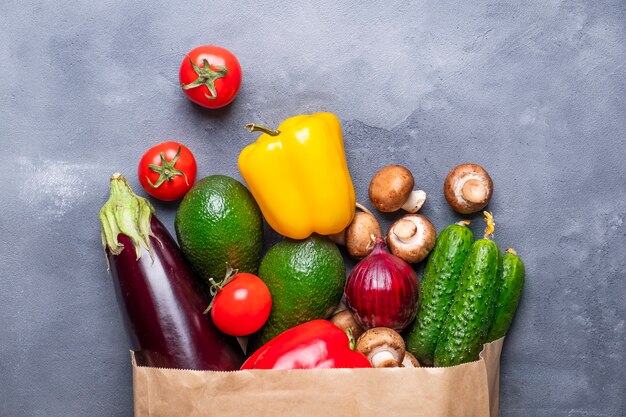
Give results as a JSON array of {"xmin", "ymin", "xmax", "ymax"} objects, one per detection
[{"xmin": 245, "ymin": 123, "xmax": 281, "ymax": 136}]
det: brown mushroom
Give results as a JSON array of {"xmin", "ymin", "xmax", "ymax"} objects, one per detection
[
  {"xmin": 400, "ymin": 351, "xmax": 420, "ymax": 368},
  {"xmin": 386, "ymin": 214, "xmax": 436, "ymax": 263},
  {"xmin": 355, "ymin": 327, "xmax": 406, "ymax": 368},
  {"xmin": 329, "ymin": 309, "xmax": 365, "ymax": 341},
  {"xmin": 369, "ymin": 165, "xmax": 426, "ymax": 213},
  {"xmin": 329, "ymin": 204, "xmax": 382, "ymax": 259},
  {"xmin": 444, "ymin": 164, "xmax": 493, "ymax": 214}
]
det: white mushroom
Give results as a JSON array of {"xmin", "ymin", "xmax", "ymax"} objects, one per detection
[
  {"xmin": 386, "ymin": 214, "xmax": 436, "ymax": 263},
  {"xmin": 444, "ymin": 164, "xmax": 493, "ymax": 214},
  {"xmin": 368, "ymin": 165, "xmax": 426, "ymax": 213},
  {"xmin": 356, "ymin": 327, "xmax": 406, "ymax": 368}
]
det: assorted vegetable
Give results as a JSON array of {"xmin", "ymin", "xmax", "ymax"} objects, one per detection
[
  {"xmin": 138, "ymin": 142, "xmax": 197, "ymax": 201},
  {"xmin": 238, "ymin": 112, "xmax": 356, "ymax": 239},
  {"xmin": 101, "ymin": 49, "xmax": 526, "ymax": 378},
  {"xmin": 100, "ymin": 174, "xmax": 244, "ymax": 370},
  {"xmin": 344, "ymin": 237, "xmax": 419, "ymax": 331}
]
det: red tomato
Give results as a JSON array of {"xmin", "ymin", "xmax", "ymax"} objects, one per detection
[
  {"xmin": 210, "ymin": 272, "xmax": 272, "ymax": 337},
  {"xmin": 138, "ymin": 142, "xmax": 197, "ymax": 201},
  {"xmin": 179, "ymin": 45, "xmax": 242, "ymax": 109}
]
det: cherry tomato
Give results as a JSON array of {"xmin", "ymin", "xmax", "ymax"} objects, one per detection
[
  {"xmin": 138, "ymin": 142, "xmax": 197, "ymax": 201},
  {"xmin": 179, "ymin": 45, "xmax": 242, "ymax": 109},
  {"xmin": 209, "ymin": 271, "xmax": 272, "ymax": 337}
]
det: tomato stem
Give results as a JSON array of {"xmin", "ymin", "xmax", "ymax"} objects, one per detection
[
  {"xmin": 146, "ymin": 146, "xmax": 188, "ymax": 189},
  {"xmin": 181, "ymin": 57, "xmax": 228, "ymax": 99},
  {"xmin": 204, "ymin": 263, "xmax": 239, "ymax": 314}
]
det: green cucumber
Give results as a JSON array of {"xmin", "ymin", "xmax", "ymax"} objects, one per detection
[
  {"xmin": 486, "ymin": 248, "xmax": 525, "ymax": 342},
  {"xmin": 434, "ymin": 213, "xmax": 501, "ymax": 367},
  {"xmin": 403, "ymin": 222, "xmax": 474, "ymax": 366}
]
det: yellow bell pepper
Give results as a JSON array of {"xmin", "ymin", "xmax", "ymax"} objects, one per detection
[{"xmin": 238, "ymin": 112, "xmax": 356, "ymax": 240}]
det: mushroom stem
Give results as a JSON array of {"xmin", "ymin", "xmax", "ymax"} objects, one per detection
[
  {"xmin": 400, "ymin": 190, "xmax": 427, "ymax": 213},
  {"xmin": 370, "ymin": 350, "xmax": 398, "ymax": 368},
  {"xmin": 355, "ymin": 202, "xmax": 373, "ymax": 216},
  {"xmin": 401, "ymin": 352, "xmax": 420, "ymax": 368},
  {"xmin": 392, "ymin": 219, "xmax": 417, "ymax": 242},
  {"xmin": 461, "ymin": 179, "xmax": 488, "ymax": 204}
]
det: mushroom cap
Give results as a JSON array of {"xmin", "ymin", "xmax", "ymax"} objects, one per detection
[
  {"xmin": 401, "ymin": 351, "xmax": 421, "ymax": 368},
  {"xmin": 355, "ymin": 327, "xmax": 406, "ymax": 367},
  {"xmin": 330, "ymin": 309, "xmax": 365, "ymax": 341},
  {"xmin": 346, "ymin": 211, "xmax": 382, "ymax": 259},
  {"xmin": 444, "ymin": 164, "xmax": 493, "ymax": 214},
  {"xmin": 386, "ymin": 214, "xmax": 436, "ymax": 263},
  {"xmin": 369, "ymin": 165, "xmax": 415, "ymax": 212}
]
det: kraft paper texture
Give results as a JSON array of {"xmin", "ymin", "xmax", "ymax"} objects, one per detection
[{"xmin": 132, "ymin": 338, "xmax": 504, "ymax": 417}]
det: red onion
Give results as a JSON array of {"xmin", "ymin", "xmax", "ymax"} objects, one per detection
[{"xmin": 344, "ymin": 237, "xmax": 419, "ymax": 331}]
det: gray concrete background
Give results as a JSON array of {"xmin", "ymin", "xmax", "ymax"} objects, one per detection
[{"xmin": 1, "ymin": 1, "xmax": 625, "ymax": 416}]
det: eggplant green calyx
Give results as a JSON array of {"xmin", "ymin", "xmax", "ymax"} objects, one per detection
[
  {"xmin": 147, "ymin": 146, "xmax": 188, "ymax": 188},
  {"xmin": 100, "ymin": 173, "xmax": 156, "ymax": 265},
  {"xmin": 181, "ymin": 58, "xmax": 227, "ymax": 100}
]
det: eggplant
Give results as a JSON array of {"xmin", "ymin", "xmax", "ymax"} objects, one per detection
[{"xmin": 100, "ymin": 173, "xmax": 244, "ymax": 370}]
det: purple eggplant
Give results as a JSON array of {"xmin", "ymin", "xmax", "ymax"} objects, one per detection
[{"xmin": 100, "ymin": 173, "xmax": 244, "ymax": 370}]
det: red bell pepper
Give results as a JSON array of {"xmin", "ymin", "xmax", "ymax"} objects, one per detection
[{"xmin": 241, "ymin": 320, "xmax": 372, "ymax": 370}]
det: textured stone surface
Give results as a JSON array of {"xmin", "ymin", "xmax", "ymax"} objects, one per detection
[{"xmin": 1, "ymin": 1, "xmax": 625, "ymax": 416}]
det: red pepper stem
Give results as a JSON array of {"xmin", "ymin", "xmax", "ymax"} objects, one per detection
[
  {"xmin": 345, "ymin": 328, "xmax": 356, "ymax": 351},
  {"xmin": 245, "ymin": 123, "xmax": 281, "ymax": 136}
]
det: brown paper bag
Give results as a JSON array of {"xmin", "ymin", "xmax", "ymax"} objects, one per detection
[{"xmin": 132, "ymin": 338, "xmax": 504, "ymax": 417}]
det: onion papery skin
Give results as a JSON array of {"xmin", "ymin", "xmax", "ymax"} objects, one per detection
[{"xmin": 344, "ymin": 238, "xmax": 419, "ymax": 331}]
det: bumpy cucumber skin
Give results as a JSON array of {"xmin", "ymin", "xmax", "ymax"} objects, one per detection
[
  {"xmin": 487, "ymin": 250, "xmax": 525, "ymax": 342},
  {"xmin": 434, "ymin": 239, "xmax": 500, "ymax": 367},
  {"xmin": 403, "ymin": 224, "xmax": 474, "ymax": 366}
]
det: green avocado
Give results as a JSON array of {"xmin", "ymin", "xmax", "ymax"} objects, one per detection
[
  {"xmin": 247, "ymin": 236, "xmax": 345, "ymax": 353},
  {"xmin": 175, "ymin": 175, "xmax": 263, "ymax": 286}
]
